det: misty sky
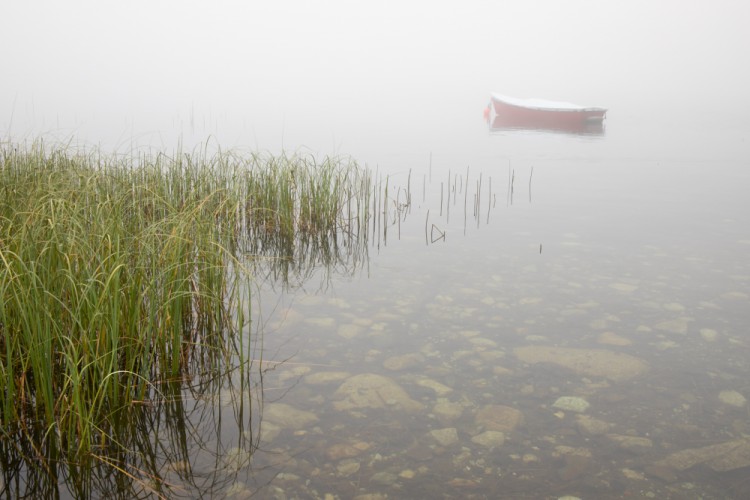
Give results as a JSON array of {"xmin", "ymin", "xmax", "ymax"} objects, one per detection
[{"xmin": 2, "ymin": 0, "xmax": 749, "ymax": 152}]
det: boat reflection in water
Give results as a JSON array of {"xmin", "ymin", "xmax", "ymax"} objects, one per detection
[{"xmin": 484, "ymin": 92, "xmax": 607, "ymax": 136}]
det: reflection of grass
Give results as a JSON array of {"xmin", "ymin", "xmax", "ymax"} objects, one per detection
[{"xmin": 0, "ymin": 140, "xmax": 375, "ymax": 492}]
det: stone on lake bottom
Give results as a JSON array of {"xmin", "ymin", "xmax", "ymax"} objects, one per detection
[
  {"xmin": 514, "ymin": 345, "xmax": 649, "ymax": 382},
  {"xmin": 475, "ymin": 405, "xmax": 524, "ymax": 432},
  {"xmin": 260, "ymin": 422, "xmax": 282, "ymax": 442},
  {"xmin": 337, "ymin": 323, "xmax": 363, "ymax": 339},
  {"xmin": 609, "ymin": 282, "xmax": 638, "ymax": 292},
  {"xmin": 430, "ymin": 427, "xmax": 459, "ymax": 447},
  {"xmin": 558, "ymin": 454, "xmax": 590, "ymax": 481},
  {"xmin": 606, "ymin": 433, "xmax": 653, "ymax": 453},
  {"xmin": 433, "ymin": 401, "xmax": 464, "ymax": 423},
  {"xmin": 224, "ymin": 446, "xmax": 252, "ymax": 473},
  {"xmin": 469, "ymin": 337, "xmax": 498, "ymax": 348},
  {"xmin": 699, "ymin": 328, "xmax": 718, "ymax": 342},
  {"xmin": 654, "ymin": 317, "xmax": 690, "ymax": 335},
  {"xmin": 264, "ymin": 403, "xmax": 319, "ymax": 430},
  {"xmin": 718, "ymin": 389, "xmax": 747, "ymax": 407},
  {"xmin": 471, "ymin": 430, "xmax": 505, "ymax": 448},
  {"xmin": 415, "ymin": 378, "xmax": 453, "ymax": 396},
  {"xmin": 337, "ymin": 459, "xmax": 361, "ymax": 476},
  {"xmin": 575, "ymin": 414, "xmax": 611, "ymax": 435},
  {"xmin": 326, "ymin": 441, "xmax": 371, "ymax": 461},
  {"xmin": 383, "ymin": 353, "xmax": 424, "ymax": 371},
  {"xmin": 305, "ymin": 371, "xmax": 351, "ymax": 385},
  {"xmin": 332, "ymin": 373, "xmax": 424, "ymax": 412},
  {"xmin": 597, "ymin": 331, "xmax": 632, "ymax": 346},
  {"xmin": 305, "ymin": 316, "xmax": 337, "ymax": 328},
  {"xmin": 399, "ymin": 469, "xmax": 416, "ymax": 479},
  {"xmin": 370, "ymin": 471, "xmax": 398, "ymax": 486},
  {"xmin": 492, "ymin": 365, "xmax": 513, "ymax": 376},
  {"xmin": 552, "ymin": 396, "xmax": 590, "ymax": 413},
  {"xmin": 653, "ymin": 438, "xmax": 750, "ymax": 472},
  {"xmin": 621, "ymin": 468, "xmax": 647, "ymax": 481}
]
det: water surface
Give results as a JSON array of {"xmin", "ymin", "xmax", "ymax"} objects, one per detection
[{"xmin": 216, "ymin": 110, "xmax": 750, "ymax": 498}]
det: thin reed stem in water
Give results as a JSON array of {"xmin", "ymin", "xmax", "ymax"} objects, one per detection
[
  {"xmin": 529, "ymin": 166, "xmax": 534, "ymax": 203},
  {"xmin": 0, "ymin": 139, "xmax": 379, "ymax": 482}
]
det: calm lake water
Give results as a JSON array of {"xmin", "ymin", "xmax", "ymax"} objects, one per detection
[
  {"xmin": 4, "ymin": 2, "xmax": 750, "ymax": 496},
  {"xmin": 111, "ymin": 107, "xmax": 749, "ymax": 499},
  {"xmin": 5, "ymin": 96, "xmax": 748, "ymax": 499}
]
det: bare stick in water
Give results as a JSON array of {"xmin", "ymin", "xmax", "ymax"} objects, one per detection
[
  {"xmin": 440, "ymin": 181, "xmax": 444, "ymax": 216},
  {"xmin": 506, "ymin": 162, "xmax": 511, "ymax": 206},
  {"xmin": 487, "ymin": 176, "xmax": 492, "ymax": 224},
  {"xmin": 425, "ymin": 209, "xmax": 430, "ymax": 245},
  {"xmin": 529, "ymin": 166, "xmax": 534, "ymax": 203},
  {"xmin": 431, "ymin": 224, "xmax": 445, "ymax": 243},
  {"xmin": 446, "ymin": 169, "xmax": 451, "ymax": 222}
]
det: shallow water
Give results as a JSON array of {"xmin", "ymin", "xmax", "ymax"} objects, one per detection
[
  {"xmin": 173, "ymin": 113, "xmax": 750, "ymax": 499},
  {"xmin": 5, "ymin": 109, "xmax": 749, "ymax": 499},
  {"xmin": 4, "ymin": 2, "xmax": 750, "ymax": 496},
  {"xmin": 0, "ymin": 109, "xmax": 738, "ymax": 499}
]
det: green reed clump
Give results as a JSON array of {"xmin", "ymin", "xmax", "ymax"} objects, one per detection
[
  {"xmin": 236, "ymin": 150, "xmax": 373, "ymax": 287},
  {"xmin": 0, "ymin": 140, "xmax": 374, "ymax": 466}
]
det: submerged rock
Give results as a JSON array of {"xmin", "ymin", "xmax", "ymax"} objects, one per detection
[
  {"xmin": 332, "ymin": 373, "xmax": 424, "ymax": 412},
  {"xmin": 370, "ymin": 471, "xmax": 399, "ymax": 486},
  {"xmin": 718, "ymin": 389, "xmax": 747, "ymax": 408},
  {"xmin": 224, "ymin": 446, "xmax": 253, "ymax": 473},
  {"xmin": 429, "ymin": 427, "xmax": 459, "ymax": 447},
  {"xmin": 699, "ymin": 328, "xmax": 719, "ymax": 342},
  {"xmin": 433, "ymin": 401, "xmax": 464, "ymax": 423},
  {"xmin": 337, "ymin": 459, "xmax": 361, "ymax": 476},
  {"xmin": 305, "ymin": 316, "xmax": 337, "ymax": 328},
  {"xmin": 513, "ymin": 346, "xmax": 648, "ymax": 382},
  {"xmin": 558, "ymin": 454, "xmax": 590, "ymax": 481},
  {"xmin": 606, "ymin": 433, "xmax": 653, "ymax": 453},
  {"xmin": 264, "ymin": 403, "xmax": 319, "ymax": 430},
  {"xmin": 575, "ymin": 415, "xmax": 611, "ymax": 435},
  {"xmin": 337, "ymin": 323, "xmax": 363, "ymax": 339},
  {"xmin": 471, "ymin": 430, "xmax": 505, "ymax": 448},
  {"xmin": 608, "ymin": 282, "xmax": 638, "ymax": 293},
  {"xmin": 475, "ymin": 405, "xmax": 524, "ymax": 432},
  {"xmin": 326, "ymin": 441, "xmax": 371, "ymax": 461},
  {"xmin": 653, "ymin": 438, "xmax": 750, "ymax": 472},
  {"xmin": 597, "ymin": 331, "xmax": 632, "ymax": 346},
  {"xmin": 552, "ymin": 396, "xmax": 590, "ymax": 413},
  {"xmin": 654, "ymin": 317, "xmax": 690, "ymax": 335},
  {"xmin": 305, "ymin": 371, "xmax": 351, "ymax": 385},
  {"xmin": 468, "ymin": 337, "xmax": 498, "ymax": 348},
  {"xmin": 383, "ymin": 353, "xmax": 424, "ymax": 371},
  {"xmin": 260, "ymin": 421, "xmax": 282, "ymax": 443},
  {"xmin": 399, "ymin": 469, "xmax": 416, "ymax": 479},
  {"xmin": 415, "ymin": 378, "xmax": 453, "ymax": 396}
]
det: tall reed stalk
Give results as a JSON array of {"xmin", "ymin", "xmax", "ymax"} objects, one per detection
[{"xmin": 0, "ymin": 140, "xmax": 374, "ymax": 471}]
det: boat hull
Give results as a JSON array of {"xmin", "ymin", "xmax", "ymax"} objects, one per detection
[{"xmin": 488, "ymin": 93, "xmax": 607, "ymax": 128}]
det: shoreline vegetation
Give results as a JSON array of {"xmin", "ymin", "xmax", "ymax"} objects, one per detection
[{"xmin": 0, "ymin": 140, "xmax": 379, "ymax": 495}]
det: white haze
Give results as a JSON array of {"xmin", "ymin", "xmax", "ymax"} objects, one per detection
[{"xmin": 2, "ymin": 0, "xmax": 749, "ymax": 159}]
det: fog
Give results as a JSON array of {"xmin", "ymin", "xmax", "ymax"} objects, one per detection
[{"xmin": 2, "ymin": 0, "xmax": 749, "ymax": 157}]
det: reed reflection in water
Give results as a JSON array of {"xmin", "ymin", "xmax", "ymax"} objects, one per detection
[{"xmin": 0, "ymin": 141, "xmax": 408, "ymax": 498}]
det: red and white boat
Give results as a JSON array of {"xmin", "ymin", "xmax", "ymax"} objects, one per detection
[{"xmin": 484, "ymin": 93, "xmax": 607, "ymax": 130}]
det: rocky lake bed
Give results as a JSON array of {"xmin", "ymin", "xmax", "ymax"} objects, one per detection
[{"xmin": 220, "ymin": 251, "xmax": 750, "ymax": 499}]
